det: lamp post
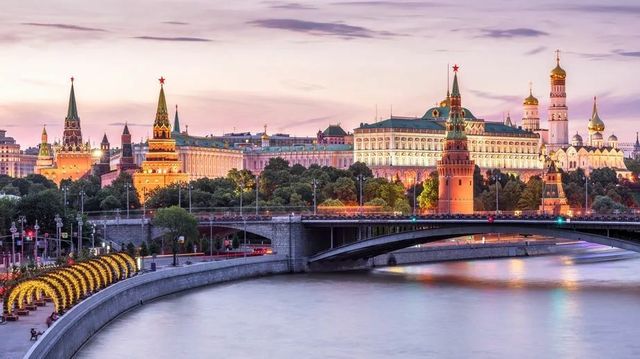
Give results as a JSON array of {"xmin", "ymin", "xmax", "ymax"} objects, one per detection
[
  {"xmin": 125, "ymin": 183, "xmax": 131, "ymax": 219},
  {"xmin": 54, "ymin": 214, "xmax": 62, "ymax": 258},
  {"xmin": 584, "ymin": 170, "xmax": 589, "ymax": 215},
  {"xmin": 9, "ymin": 222, "xmax": 17, "ymax": 265},
  {"xmin": 76, "ymin": 213, "xmax": 83, "ymax": 255},
  {"xmin": 357, "ymin": 174, "xmax": 366, "ymax": 215},
  {"xmin": 493, "ymin": 174, "xmax": 499, "ymax": 215},
  {"xmin": 255, "ymin": 175, "xmax": 259, "ymax": 216},
  {"xmin": 541, "ymin": 169, "xmax": 546, "ymax": 216},
  {"xmin": 188, "ymin": 183, "xmax": 193, "ymax": 213},
  {"xmin": 239, "ymin": 180, "xmax": 244, "ymax": 217},
  {"xmin": 91, "ymin": 225, "xmax": 96, "ymax": 252},
  {"xmin": 209, "ymin": 214, "xmax": 213, "ymax": 258},
  {"xmin": 62, "ymin": 186, "xmax": 69, "ymax": 216},
  {"xmin": 312, "ymin": 179, "xmax": 318, "ymax": 215},
  {"xmin": 412, "ymin": 176, "xmax": 418, "ymax": 216},
  {"xmin": 79, "ymin": 190, "xmax": 86, "ymax": 215},
  {"xmin": 18, "ymin": 216, "xmax": 26, "ymax": 262},
  {"xmin": 34, "ymin": 220, "xmax": 40, "ymax": 264},
  {"xmin": 178, "ymin": 183, "xmax": 182, "ymax": 208}
]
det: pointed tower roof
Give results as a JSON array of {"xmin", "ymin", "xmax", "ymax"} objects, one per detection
[
  {"xmin": 451, "ymin": 65, "xmax": 460, "ymax": 97},
  {"xmin": 41, "ymin": 125, "xmax": 47, "ymax": 138},
  {"xmin": 101, "ymin": 132, "xmax": 109, "ymax": 144},
  {"xmin": 588, "ymin": 96, "xmax": 605, "ymax": 132},
  {"xmin": 504, "ymin": 113, "xmax": 513, "ymax": 127},
  {"xmin": 154, "ymin": 77, "xmax": 171, "ymax": 129},
  {"xmin": 38, "ymin": 125, "xmax": 50, "ymax": 157},
  {"xmin": 123, "ymin": 122, "xmax": 130, "ymax": 135},
  {"xmin": 547, "ymin": 159, "xmax": 559, "ymax": 173},
  {"xmin": 173, "ymin": 105, "xmax": 181, "ymax": 133},
  {"xmin": 636, "ymin": 132, "xmax": 640, "ymax": 146},
  {"xmin": 66, "ymin": 77, "xmax": 79, "ymax": 121}
]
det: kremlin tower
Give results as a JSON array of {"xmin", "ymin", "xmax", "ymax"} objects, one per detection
[
  {"xmin": 548, "ymin": 50, "xmax": 569, "ymax": 150},
  {"xmin": 437, "ymin": 65, "xmax": 474, "ymax": 214},
  {"xmin": 38, "ymin": 78, "xmax": 93, "ymax": 185},
  {"xmin": 93, "ymin": 133, "xmax": 111, "ymax": 176},
  {"xmin": 35, "ymin": 126, "xmax": 53, "ymax": 169},
  {"xmin": 133, "ymin": 77, "xmax": 188, "ymax": 202},
  {"xmin": 118, "ymin": 123, "xmax": 136, "ymax": 170},
  {"xmin": 540, "ymin": 160, "xmax": 570, "ymax": 215}
]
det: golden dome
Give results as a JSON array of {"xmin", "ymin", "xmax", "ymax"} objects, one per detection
[
  {"xmin": 439, "ymin": 96, "xmax": 450, "ymax": 108},
  {"xmin": 587, "ymin": 97, "xmax": 605, "ymax": 132},
  {"xmin": 550, "ymin": 53, "xmax": 566, "ymax": 79},
  {"xmin": 523, "ymin": 90, "xmax": 538, "ymax": 106},
  {"xmin": 261, "ymin": 133, "xmax": 270, "ymax": 140}
]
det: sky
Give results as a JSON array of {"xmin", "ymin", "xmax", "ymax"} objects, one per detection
[{"xmin": 1, "ymin": 0, "xmax": 639, "ymax": 149}]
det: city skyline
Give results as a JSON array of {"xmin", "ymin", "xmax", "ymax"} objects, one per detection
[{"xmin": 1, "ymin": 0, "xmax": 639, "ymax": 147}]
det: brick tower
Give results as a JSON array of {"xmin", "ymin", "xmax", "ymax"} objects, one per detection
[{"xmin": 437, "ymin": 65, "xmax": 475, "ymax": 214}]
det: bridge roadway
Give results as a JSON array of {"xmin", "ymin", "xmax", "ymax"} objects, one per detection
[{"xmin": 199, "ymin": 214, "xmax": 640, "ymax": 265}]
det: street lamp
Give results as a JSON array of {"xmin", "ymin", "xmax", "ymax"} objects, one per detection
[
  {"xmin": 412, "ymin": 175, "xmax": 418, "ymax": 216},
  {"xmin": 357, "ymin": 174, "xmax": 366, "ymax": 215},
  {"xmin": 62, "ymin": 186, "xmax": 69, "ymax": 215},
  {"xmin": 18, "ymin": 216, "xmax": 26, "ymax": 262},
  {"xmin": 54, "ymin": 214, "xmax": 63, "ymax": 258},
  {"xmin": 34, "ymin": 220, "xmax": 40, "ymax": 264},
  {"xmin": 239, "ymin": 180, "xmax": 244, "ymax": 217},
  {"xmin": 188, "ymin": 183, "xmax": 193, "ymax": 213},
  {"xmin": 91, "ymin": 225, "xmax": 96, "ymax": 252},
  {"xmin": 255, "ymin": 175, "xmax": 259, "ymax": 216},
  {"xmin": 79, "ymin": 190, "xmax": 86, "ymax": 215},
  {"xmin": 125, "ymin": 183, "xmax": 131, "ymax": 219},
  {"xmin": 493, "ymin": 174, "xmax": 500, "ymax": 215},
  {"xmin": 312, "ymin": 179, "xmax": 318, "ymax": 215},
  {"xmin": 209, "ymin": 214, "xmax": 213, "ymax": 258},
  {"xmin": 76, "ymin": 213, "xmax": 83, "ymax": 255},
  {"xmin": 9, "ymin": 222, "xmax": 17, "ymax": 265}
]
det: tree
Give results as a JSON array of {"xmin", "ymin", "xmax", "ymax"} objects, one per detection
[
  {"xmin": 517, "ymin": 176, "xmax": 542, "ymax": 210},
  {"xmin": 16, "ymin": 189, "xmax": 64, "ymax": 234},
  {"xmin": 591, "ymin": 195, "xmax": 628, "ymax": 214},
  {"xmin": 140, "ymin": 241, "xmax": 149, "ymax": 257},
  {"xmin": 325, "ymin": 177, "xmax": 357, "ymax": 203},
  {"xmin": 152, "ymin": 206, "xmax": 198, "ymax": 266},
  {"xmin": 126, "ymin": 242, "xmax": 136, "ymax": 257},
  {"xmin": 418, "ymin": 172, "xmax": 439, "ymax": 211},
  {"xmin": 348, "ymin": 162, "xmax": 373, "ymax": 179},
  {"xmin": 320, "ymin": 199, "xmax": 344, "ymax": 207},
  {"xmin": 100, "ymin": 195, "xmax": 121, "ymax": 211}
]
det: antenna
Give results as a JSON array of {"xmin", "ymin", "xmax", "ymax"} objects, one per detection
[
  {"xmin": 447, "ymin": 63, "xmax": 450, "ymax": 95},
  {"xmin": 390, "ymin": 105, "xmax": 393, "ymax": 118},
  {"xmin": 375, "ymin": 104, "xmax": 378, "ymax": 122}
]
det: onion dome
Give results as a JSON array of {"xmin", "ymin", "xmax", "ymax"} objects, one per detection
[
  {"xmin": 523, "ymin": 85, "xmax": 538, "ymax": 106},
  {"xmin": 571, "ymin": 132, "xmax": 583, "ymax": 146},
  {"xmin": 592, "ymin": 132, "xmax": 603, "ymax": 140},
  {"xmin": 587, "ymin": 97, "xmax": 605, "ymax": 132},
  {"xmin": 550, "ymin": 52, "xmax": 566, "ymax": 79},
  {"xmin": 261, "ymin": 124, "xmax": 270, "ymax": 140},
  {"xmin": 608, "ymin": 134, "xmax": 618, "ymax": 142},
  {"xmin": 439, "ymin": 96, "xmax": 450, "ymax": 108}
]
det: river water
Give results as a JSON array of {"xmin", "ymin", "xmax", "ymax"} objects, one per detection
[{"xmin": 78, "ymin": 252, "xmax": 640, "ymax": 359}]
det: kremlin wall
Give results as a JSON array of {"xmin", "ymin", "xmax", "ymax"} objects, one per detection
[{"xmin": 2, "ymin": 52, "xmax": 637, "ymax": 204}]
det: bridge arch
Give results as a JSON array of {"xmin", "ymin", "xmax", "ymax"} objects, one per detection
[{"xmin": 310, "ymin": 225, "xmax": 640, "ymax": 263}]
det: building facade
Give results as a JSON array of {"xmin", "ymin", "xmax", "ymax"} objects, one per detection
[{"xmin": 0, "ymin": 129, "xmax": 36, "ymax": 178}]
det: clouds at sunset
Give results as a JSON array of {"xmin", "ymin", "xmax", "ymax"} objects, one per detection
[{"xmin": 0, "ymin": 0, "xmax": 638, "ymax": 149}]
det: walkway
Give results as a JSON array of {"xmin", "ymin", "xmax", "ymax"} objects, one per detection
[{"xmin": 0, "ymin": 301, "xmax": 52, "ymax": 359}]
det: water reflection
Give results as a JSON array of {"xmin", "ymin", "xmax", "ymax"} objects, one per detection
[{"xmin": 79, "ymin": 254, "xmax": 640, "ymax": 359}]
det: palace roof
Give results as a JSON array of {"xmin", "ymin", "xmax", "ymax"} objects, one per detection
[
  {"xmin": 358, "ymin": 117, "xmax": 535, "ymax": 136},
  {"xmin": 245, "ymin": 144, "xmax": 353, "ymax": 153},
  {"xmin": 322, "ymin": 125, "xmax": 348, "ymax": 137}
]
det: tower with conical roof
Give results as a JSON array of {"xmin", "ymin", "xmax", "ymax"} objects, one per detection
[
  {"xmin": 93, "ymin": 133, "xmax": 111, "ymax": 176},
  {"xmin": 522, "ymin": 82, "xmax": 540, "ymax": 131},
  {"xmin": 173, "ymin": 105, "xmax": 181, "ymax": 134},
  {"xmin": 540, "ymin": 160, "xmax": 570, "ymax": 215},
  {"xmin": 548, "ymin": 50, "xmax": 569, "ymax": 150},
  {"xmin": 633, "ymin": 133, "xmax": 640, "ymax": 160},
  {"xmin": 587, "ymin": 96, "xmax": 605, "ymax": 147},
  {"xmin": 118, "ymin": 123, "xmax": 137, "ymax": 170},
  {"xmin": 133, "ymin": 77, "xmax": 187, "ymax": 202},
  {"xmin": 38, "ymin": 78, "xmax": 94, "ymax": 185},
  {"xmin": 437, "ymin": 65, "xmax": 474, "ymax": 214},
  {"xmin": 36, "ymin": 126, "xmax": 54, "ymax": 169}
]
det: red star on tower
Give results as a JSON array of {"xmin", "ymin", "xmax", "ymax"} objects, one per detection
[
  {"xmin": 452, "ymin": 64, "xmax": 459, "ymax": 72},
  {"xmin": 159, "ymin": 76, "xmax": 165, "ymax": 85}
]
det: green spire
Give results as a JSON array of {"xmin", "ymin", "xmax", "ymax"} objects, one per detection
[
  {"xmin": 38, "ymin": 126, "xmax": 50, "ymax": 157},
  {"xmin": 66, "ymin": 78, "xmax": 79, "ymax": 121},
  {"xmin": 154, "ymin": 77, "xmax": 171, "ymax": 129},
  {"xmin": 451, "ymin": 71, "xmax": 460, "ymax": 97},
  {"xmin": 173, "ymin": 105, "xmax": 181, "ymax": 133}
]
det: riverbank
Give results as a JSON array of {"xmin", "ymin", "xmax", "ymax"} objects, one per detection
[{"xmin": 23, "ymin": 255, "xmax": 290, "ymax": 359}]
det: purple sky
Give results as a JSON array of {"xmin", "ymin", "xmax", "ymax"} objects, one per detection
[{"xmin": 1, "ymin": 0, "xmax": 639, "ymax": 148}]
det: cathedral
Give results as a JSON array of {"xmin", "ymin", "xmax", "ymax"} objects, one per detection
[{"xmin": 37, "ymin": 78, "xmax": 94, "ymax": 185}]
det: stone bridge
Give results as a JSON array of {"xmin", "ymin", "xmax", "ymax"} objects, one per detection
[{"xmin": 93, "ymin": 214, "xmax": 640, "ymax": 271}]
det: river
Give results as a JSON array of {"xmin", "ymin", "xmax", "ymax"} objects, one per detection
[{"xmin": 77, "ymin": 251, "xmax": 640, "ymax": 359}]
